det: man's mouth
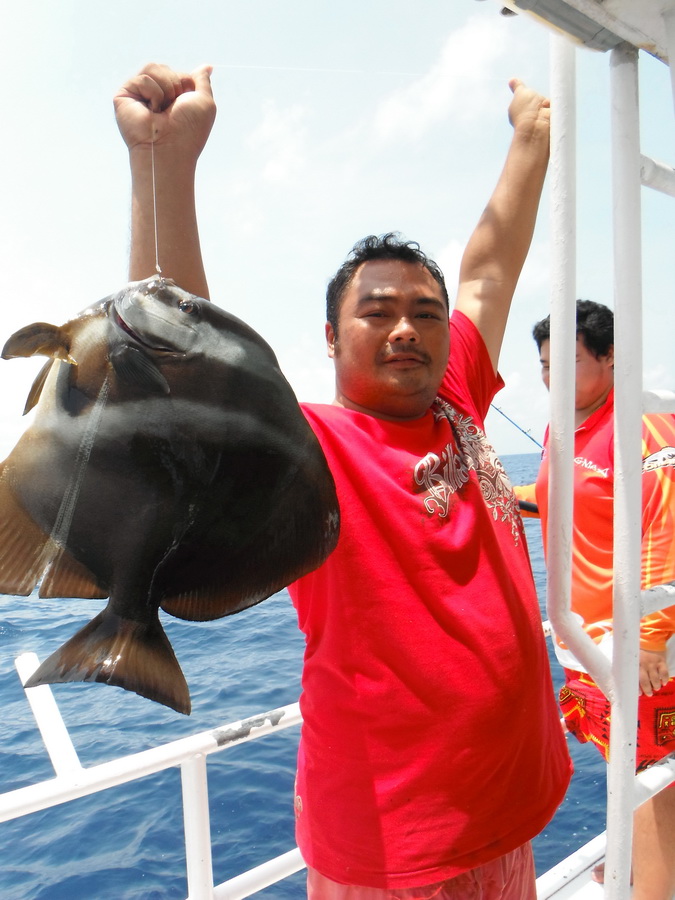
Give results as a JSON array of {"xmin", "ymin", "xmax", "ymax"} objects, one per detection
[{"xmin": 383, "ymin": 351, "xmax": 429, "ymax": 365}]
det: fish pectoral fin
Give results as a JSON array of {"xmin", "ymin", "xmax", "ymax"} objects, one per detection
[
  {"xmin": 0, "ymin": 470, "xmax": 54, "ymax": 595},
  {"xmin": 40, "ymin": 548, "xmax": 108, "ymax": 600},
  {"xmin": 24, "ymin": 608, "xmax": 191, "ymax": 714},
  {"xmin": 109, "ymin": 344, "xmax": 170, "ymax": 394},
  {"xmin": 2, "ymin": 323, "xmax": 74, "ymax": 363}
]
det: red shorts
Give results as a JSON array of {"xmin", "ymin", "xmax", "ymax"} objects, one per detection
[
  {"xmin": 305, "ymin": 842, "xmax": 535, "ymax": 900},
  {"xmin": 559, "ymin": 669, "xmax": 675, "ymax": 773}
]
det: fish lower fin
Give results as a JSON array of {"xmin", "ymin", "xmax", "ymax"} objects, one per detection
[
  {"xmin": 0, "ymin": 464, "xmax": 108, "ymax": 599},
  {"xmin": 0, "ymin": 468, "xmax": 53, "ymax": 595},
  {"xmin": 25, "ymin": 608, "xmax": 191, "ymax": 715},
  {"xmin": 40, "ymin": 549, "xmax": 108, "ymax": 600}
]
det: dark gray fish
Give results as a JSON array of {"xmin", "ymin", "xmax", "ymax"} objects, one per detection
[{"xmin": 0, "ymin": 277, "xmax": 339, "ymax": 713}]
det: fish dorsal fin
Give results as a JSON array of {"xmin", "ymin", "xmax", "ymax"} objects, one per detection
[
  {"xmin": 23, "ymin": 359, "xmax": 55, "ymax": 415},
  {"xmin": 2, "ymin": 323, "xmax": 75, "ymax": 364},
  {"xmin": 40, "ymin": 547, "xmax": 108, "ymax": 600},
  {"xmin": 109, "ymin": 344, "xmax": 170, "ymax": 394}
]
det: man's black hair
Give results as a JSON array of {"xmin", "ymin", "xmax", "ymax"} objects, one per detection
[
  {"xmin": 326, "ymin": 233, "xmax": 449, "ymax": 336},
  {"xmin": 532, "ymin": 299, "xmax": 614, "ymax": 359}
]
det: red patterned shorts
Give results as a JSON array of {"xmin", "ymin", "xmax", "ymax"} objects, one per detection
[{"xmin": 559, "ymin": 668, "xmax": 675, "ymax": 773}]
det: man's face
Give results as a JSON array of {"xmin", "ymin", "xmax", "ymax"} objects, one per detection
[
  {"xmin": 326, "ymin": 259, "xmax": 450, "ymax": 421},
  {"xmin": 539, "ymin": 336, "xmax": 614, "ymax": 419}
]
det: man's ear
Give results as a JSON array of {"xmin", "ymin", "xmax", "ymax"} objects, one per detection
[{"xmin": 326, "ymin": 322, "xmax": 336, "ymax": 358}]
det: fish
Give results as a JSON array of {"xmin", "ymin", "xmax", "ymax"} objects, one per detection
[{"xmin": 0, "ymin": 276, "xmax": 339, "ymax": 714}]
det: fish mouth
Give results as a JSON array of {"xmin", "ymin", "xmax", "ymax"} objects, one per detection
[{"xmin": 111, "ymin": 306, "xmax": 180, "ymax": 353}]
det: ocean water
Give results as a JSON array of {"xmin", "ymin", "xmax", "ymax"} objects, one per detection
[{"xmin": 0, "ymin": 452, "xmax": 607, "ymax": 899}]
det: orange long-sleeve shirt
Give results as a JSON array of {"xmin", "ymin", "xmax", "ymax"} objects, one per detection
[{"xmin": 516, "ymin": 390, "xmax": 675, "ymax": 656}]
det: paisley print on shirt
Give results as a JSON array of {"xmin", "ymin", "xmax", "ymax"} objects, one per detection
[{"xmin": 413, "ymin": 398, "xmax": 524, "ymax": 544}]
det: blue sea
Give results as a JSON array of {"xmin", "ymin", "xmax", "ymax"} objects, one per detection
[{"xmin": 0, "ymin": 452, "xmax": 606, "ymax": 899}]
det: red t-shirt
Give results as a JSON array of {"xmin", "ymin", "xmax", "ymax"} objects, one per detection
[{"xmin": 288, "ymin": 311, "xmax": 571, "ymax": 888}]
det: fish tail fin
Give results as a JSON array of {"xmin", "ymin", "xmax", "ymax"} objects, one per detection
[{"xmin": 25, "ymin": 608, "xmax": 191, "ymax": 714}]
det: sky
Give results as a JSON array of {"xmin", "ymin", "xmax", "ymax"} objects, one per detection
[{"xmin": 1, "ymin": 0, "xmax": 674, "ymax": 458}]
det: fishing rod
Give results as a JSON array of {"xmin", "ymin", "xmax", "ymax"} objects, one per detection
[{"xmin": 489, "ymin": 403, "xmax": 542, "ymax": 450}]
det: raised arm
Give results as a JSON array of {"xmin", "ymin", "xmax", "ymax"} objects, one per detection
[
  {"xmin": 114, "ymin": 63, "xmax": 216, "ymax": 298},
  {"xmin": 455, "ymin": 78, "xmax": 550, "ymax": 372}
]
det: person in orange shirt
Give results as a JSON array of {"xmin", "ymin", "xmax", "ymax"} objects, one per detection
[{"xmin": 517, "ymin": 299, "xmax": 675, "ymax": 900}]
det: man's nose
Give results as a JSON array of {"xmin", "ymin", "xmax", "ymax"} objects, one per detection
[{"xmin": 389, "ymin": 317, "xmax": 419, "ymax": 342}]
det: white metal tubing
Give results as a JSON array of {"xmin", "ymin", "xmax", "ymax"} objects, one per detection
[
  {"xmin": 536, "ymin": 758, "xmax": 675, "ymax": 898},
  {"xmin": 664, "ymin": 8, "xmax": 675, "ymax": 117},
  {"xmin": 640, "ymin": 580, "xmax": 675, "ymax": 617},
  {"xmin": 604, "ymin": 42, "xmax": 644, "ymax": 900},
  {"xmin": 0, "ymin": 688, "xmax": 301, "ymax": 823},
  {"xmin": 535, "ymin": 831, "xmax": 606, "ymax": 899},
  {"xmin": 546, "ymin": 34, "xmax": 613, "ymax": 691},
  {"xmin": 633, "ymin": 755, "xmax": 675, "ymax": 809},
  {"xmin": 560, "ymin": 0, "xmax": 667, "ymax": 61},
  {"xmin": 545, "ymin": 33, "xmax": 576, "ymax": 661},
  {"xmin": 182, "ymin": 754, "xmax": 215, "ymax": 900},
  {"xmin": 640, "ymin": 154, "xmax": 675, "ymax": 197},
  {"xmin": 14, "ymin": 653, "xmax": 82, "ymax": 777},
  {"xmin": 643, "ymin": 388, "xmax": 675, "ymax": 413},
  {"xmin": 212, "ymin": 848, "xmax": 305, "ymax": 900}
]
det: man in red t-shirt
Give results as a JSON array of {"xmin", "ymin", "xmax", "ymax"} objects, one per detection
[{"xmin": 115, "ymin": 65, "xmax": 571, "ymax": 899}]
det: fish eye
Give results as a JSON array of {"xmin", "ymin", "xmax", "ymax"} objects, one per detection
[{"xmin": 179, "ymin": 299, "xmax": 199, "ymax": 315}]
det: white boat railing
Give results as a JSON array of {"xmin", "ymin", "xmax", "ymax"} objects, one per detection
[
  {"xmin": 5, "ymin": 636, "xmax": 675, "ymax": 900},
  {"xmin": 2, "ymin": 652, "xmax": 306, "ymax": 900},
  {"xmin": 543, "ymin": 4, "xmax": 675, "ymax": 897}
]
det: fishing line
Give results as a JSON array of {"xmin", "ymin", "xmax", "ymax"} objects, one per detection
[
  {"xmin": 210, "ymin": 64, "xmax": 422, "ymax": 77},
  {"xmin": 490, "ymin": 403, "xmax": 542, "ymax": 450},
  {"xmin": 150, "ymin": 131, "xmax": 162, "ymax": 276}
]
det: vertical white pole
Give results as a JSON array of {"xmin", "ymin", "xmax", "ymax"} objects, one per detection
[
  {"xmin": 604, "ymin": 42, "xmax": 643, "ymax": 900},
  {"xmin": 663, "ymin": 9, "xmax": 675, "ymax": 118},
  {"xmin": 546, "ymin": 34, "xmax": 613, "ymax": 694},
  {"xmin": 182, "ymin": 754, "xmax": 215, "ymax": 900},
  {"xmin": 546, "ymin": 34, "xmax": 578, "ymax": 668}
]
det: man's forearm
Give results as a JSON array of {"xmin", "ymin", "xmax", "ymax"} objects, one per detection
[
  {"xmin": 461, "ymin": 120, "xmax": 549, "ymax": 291},
  {"xmin": 128, "ymin": 144, "xmax": 210, "ymax": 299},
  {"xmin": 455, "ymin": 80, "xmax": 550, "ymax": 369}
]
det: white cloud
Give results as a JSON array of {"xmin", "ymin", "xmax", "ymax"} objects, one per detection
[
  {"xmin": 644, "ymin": 364, "xmax": 674, "ymax": 391},
  {"xmin": 434, "ymin": 238, "xmax": 464, "ymax": 295},
  {"xmin": 370, "ymin": 16, "xmax": 512, "ymax": 143},
  {"xmin": 275, "ymin": 332, "xmax": 335, "ymax": 405},
  {"xmin": 246, "ymin": 100, "xmax": 309, "ymax": 184},
  {"xmin": 514, "ymin": 237, "xmax": 551, "ymax": 298}
]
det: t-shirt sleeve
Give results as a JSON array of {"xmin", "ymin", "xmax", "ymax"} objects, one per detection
[
  {"xmin": 513, "ymin": 482, "xmax": 540, "ymax": 519},
  {"xmin": 438, "ymin": 310, "xmax": 504, "ymax": 420},
  {"xmin": 639, "ymin": 416, "xmax": 675, "ymax": 650}
]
